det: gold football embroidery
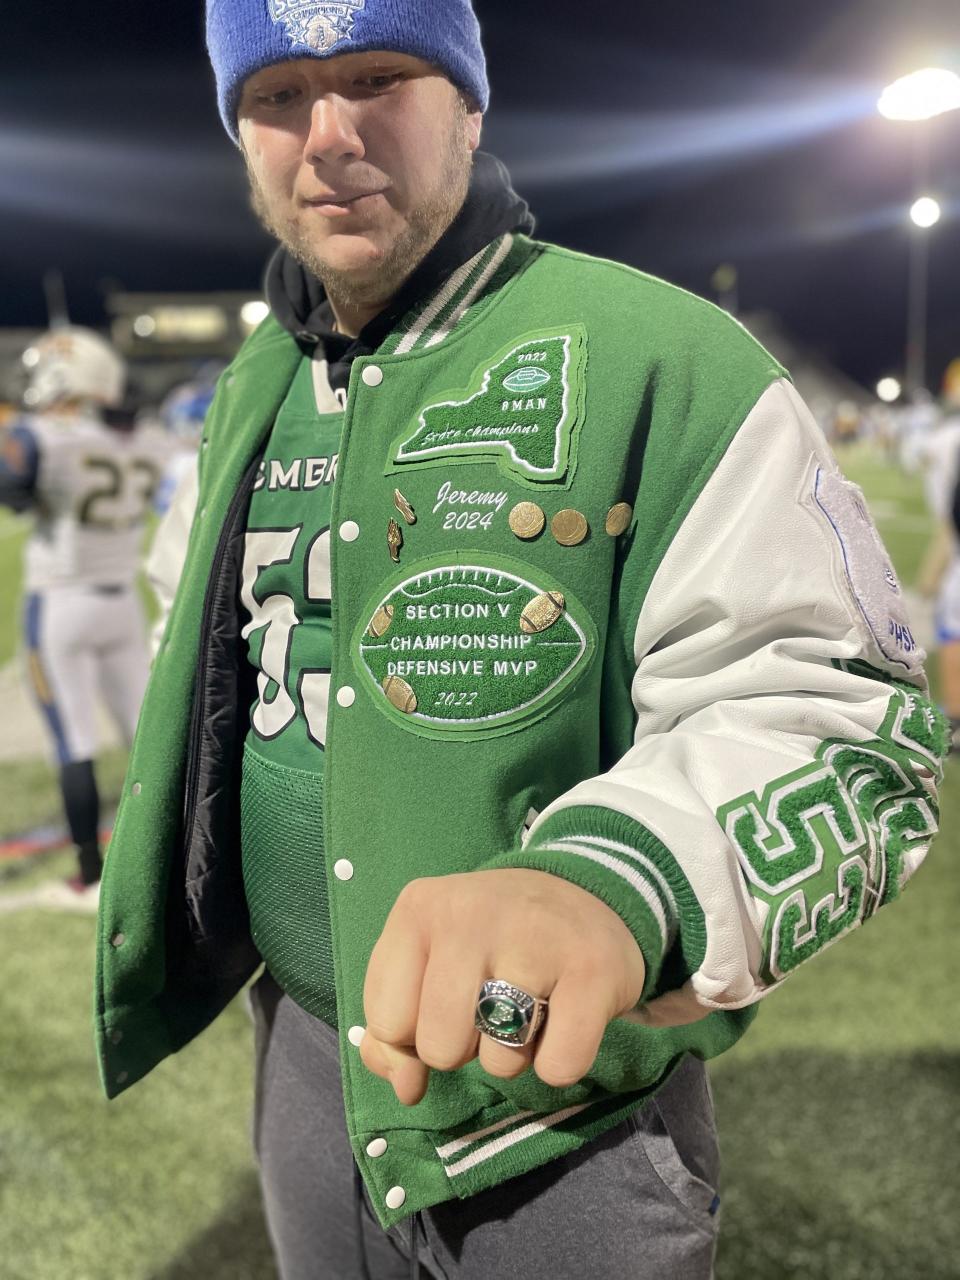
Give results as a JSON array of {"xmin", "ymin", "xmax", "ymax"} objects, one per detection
[
  {"xmin": 367, "ymin": 604, "xmax": 395, "ymax": 639},
  {"xmin": 382, "ymin": 675, "xmax": 418, "ymax": 714},
  {"xmin": 519, "ymin": 591, "xmax": 566, "ymax": 634}
]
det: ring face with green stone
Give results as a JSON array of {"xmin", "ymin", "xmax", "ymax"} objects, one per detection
[{"xmin": 475, "ymin": 980, "xmax": 548, "ymax": 1048}]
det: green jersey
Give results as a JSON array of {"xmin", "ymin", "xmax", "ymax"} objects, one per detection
[{"xmin": 240, "ymin": 357, "xmax": 341, "ymax": 1025}]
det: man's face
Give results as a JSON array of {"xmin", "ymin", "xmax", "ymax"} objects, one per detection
[{"xmin": 238, "ymin": 52, "xmax": 482, "ymax": 306}]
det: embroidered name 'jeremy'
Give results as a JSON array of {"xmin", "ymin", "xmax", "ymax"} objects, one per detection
[{"xmin": 432, "ymin": 481, "xmax": 508, "ymax": 515}]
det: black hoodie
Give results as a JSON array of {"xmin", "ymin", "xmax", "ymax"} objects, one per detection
[{"xmin": 263, "ymin": 151, "xmax": 535, "ymax": 394}]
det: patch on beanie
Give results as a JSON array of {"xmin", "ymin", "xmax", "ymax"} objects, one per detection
[{"xmin": 268, "ymin": 0, "xmax": 366, "ymax": 53}]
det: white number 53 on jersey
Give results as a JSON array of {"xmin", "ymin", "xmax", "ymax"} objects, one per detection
[{"xmin": 240, "ymin": 526, "xmax": 331, "ymax": 744}]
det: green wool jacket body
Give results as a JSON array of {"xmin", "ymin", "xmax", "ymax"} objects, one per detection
[{"xmin": 95, "ymin": 235, "xmax": 944, "ymax": 1229}]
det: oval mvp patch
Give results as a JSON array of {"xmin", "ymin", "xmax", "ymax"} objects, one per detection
[{"xmin": 354, "ymin": 557, "xmax": 597, "ymax": 738}]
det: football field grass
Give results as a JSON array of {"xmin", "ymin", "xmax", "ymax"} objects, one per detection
[
  {"xmin": 0, "ymin": 444, "xmax": 956, "ymax": 1279},
  {"xmin": 0, "ymin": 509, "xmax": 27, "ymax": 667}
]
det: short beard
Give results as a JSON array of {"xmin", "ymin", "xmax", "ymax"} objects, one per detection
[{"xmin": 244, "ymin": 99, "xmax": 473, "ymax": 312}]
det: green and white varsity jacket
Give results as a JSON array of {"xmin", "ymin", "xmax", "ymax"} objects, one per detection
[{"xmin": 95, "ymin": 234, "xmax": 946, "ymax": 1229}]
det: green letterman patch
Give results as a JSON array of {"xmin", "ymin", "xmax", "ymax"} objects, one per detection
[
  {"xmin": 353, "ymin": 554, "xmax": 597, "ymax": 739},
  {"xmin": 388, "ymin": 328, "xmax": 587, "ymax": 487}
]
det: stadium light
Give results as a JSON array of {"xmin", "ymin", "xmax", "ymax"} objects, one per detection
[
  {"xmin": 878, "ymin": 69, "xmax": 960, "ymax": 395},
  {"xmin": 878, "ymin": 68, "xmax": 960, "ymax": 121},
  {"xmin": 876, "ymin": 377, "xmax": 901, "ymax": 403},
  {"xmin": 240, "ymin": 300, "xmax": 270, "ymax": 328},
  {"xmin": 133, "ymin": 314, "xmax": 156, "ymax": 338},
  {"xmin": 909, "ymin": 196, "xmax": 941, "ymax": 228}
]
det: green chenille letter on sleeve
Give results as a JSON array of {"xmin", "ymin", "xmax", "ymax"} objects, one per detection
[{"xmin": 718, "ymin": 676, "xmax": 945, "ymax": 984}]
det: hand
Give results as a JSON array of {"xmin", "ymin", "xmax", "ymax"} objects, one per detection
[{"xmin": 360, "ymin": 868, "xmax": 646, "ymax": 1106}]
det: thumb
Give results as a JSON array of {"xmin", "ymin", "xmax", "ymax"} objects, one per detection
[{"xmin": 360, "ymin": 1032, "xmax": 430, "ymax": 1106}]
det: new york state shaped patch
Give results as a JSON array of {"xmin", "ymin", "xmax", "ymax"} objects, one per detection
[
  {"xmin": 387, "ymin": 328, "xmax": 587, "ymax": 488},
  {"xmin": 353, "ymin": 555, "xmax": 597, "ymax": 739}
]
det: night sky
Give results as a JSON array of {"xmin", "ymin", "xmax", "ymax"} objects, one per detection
[{"xmin": 3, "ymin": 0, "xmax": 959, "ymax": 389}]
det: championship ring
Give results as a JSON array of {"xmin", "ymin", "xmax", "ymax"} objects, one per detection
[{"xmin": 475, "ymin": 979, "xmax": 549, "ymax": 1049}]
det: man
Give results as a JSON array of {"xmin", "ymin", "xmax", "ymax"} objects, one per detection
[
  {"xmin": 0, "ymin": 327, "xmax": 167, "ymax": 900},
  {"xmin": 94, "ymin": 3, "xmax": 946, "ymax": 1277}
]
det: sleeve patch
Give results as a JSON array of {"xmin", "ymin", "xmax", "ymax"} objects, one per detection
[
  {"xmin": 810, "ymin": 465, "xmax": 923, "ymax": 677},
  {"xmin": 717, "ymin": 683, "xmax": 941, "ymax": 984}
]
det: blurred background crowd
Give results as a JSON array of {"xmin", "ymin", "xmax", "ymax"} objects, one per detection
[{"xmin": 1, "ymin": 2, "xmax": 958, "ymax": 1278}]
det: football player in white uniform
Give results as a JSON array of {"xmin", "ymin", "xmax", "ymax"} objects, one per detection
[
  {"xmin": 152, "ymin": 365, "xmax": 221, "ymax": 517},
  {"xmin": 0, "ymin": 328, "xmax": 171, "ymax": 899}
]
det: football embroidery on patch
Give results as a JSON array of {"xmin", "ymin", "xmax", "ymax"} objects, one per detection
[
  {"xmin": 353, "ymin": 556, "xmax": 596, "ymax": 737},
  {"xmin": 389, "ymin": 328, "xmax": 587, "ymax": 486},
  {"xmin": 268, "ymin": 0, "xmax": 365, "ymax": 52}
]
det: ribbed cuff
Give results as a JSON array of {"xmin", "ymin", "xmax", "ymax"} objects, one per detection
[{"xmin": 483, "ymin": 805, "xmax": 705, "ymax": 1002}]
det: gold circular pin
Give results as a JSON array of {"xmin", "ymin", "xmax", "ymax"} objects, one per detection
[
  {"xmin": 509, "ymin": 501, "xmax": 546, "ymax": 540},
  {"xmin": 367, "ymin": 604, "xmax": 395, "ymax": 639},
  {"xmin": 605, "ymin": 502, "xmax": 633, "ymax": 536},
  {"xmin": 551, "ymin": 509, "xmax": 589, "ymax": 547},
  {"xmin": 382, "ymin": 675, "xmax": 418, "ymax": 714}
]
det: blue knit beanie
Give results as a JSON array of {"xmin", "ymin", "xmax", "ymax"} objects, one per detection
[{"xmin": 206, "ymin": 0, "xmax": 489, "ymax": 144}]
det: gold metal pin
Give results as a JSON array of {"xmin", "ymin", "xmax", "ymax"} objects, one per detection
[
  {"xmin": 520, "ymin": 591, "xmax": 566, "ymax": 634},
  {"xmin": 367, "ymin": 604, "xmax": 396, "ymax": 639},
  {"xmin": 605, "ymin": 502, "xmax": 633, "ymax": 537},
  {"xmin": 394, "ymin": 489, "xmax": 417, "ymax": 525},
  {"xmin": 382, "ymin": 675, "xmax": 418, "ymax": 714},
  {"xmin": 387, "ymin": 519, "xmax": 403, "ymax": 563},
  {"xmin": 508, "ymin": 501, "xmax": 546, "ymax": 540},
  {"xmin": 551, "ymin": 509, "xmax": 589, "ymax": 547}
]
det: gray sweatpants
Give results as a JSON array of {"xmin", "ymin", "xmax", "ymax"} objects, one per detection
[{"xmin": 250, "ymin": 971, "xmax": 721, "ymax": 1280}]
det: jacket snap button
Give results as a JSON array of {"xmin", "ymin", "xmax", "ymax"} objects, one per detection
[
  {"xmin": 111, "ymin": 932, "xmax": 126, "ymax": 947},
  {"xmin": 336, "ymin": 686, "xmax": 356, "ymax": 708},
  {"xmin": 339, "ymin": 521, "xmax": 360, "ymax": 543},
  {"xmin": 385, "ymin": 1186, "xmax": 406, "ymax": 1210},
  {"xmin": 366, "ymin": 1138, "xmax": 388, "ymax": 1158},
  {"xmin": 362, "ymin": 365, "xmax": 384, "ymax": 387},
  {"xmin": 131, "ymin": 782, "xmax": 142, "ymax": 796},
  {"xmin": 334, "ymin": 859, "xmax": 354, "ymax": 881},
  {"xmin": 348, "ymin": 1025, "xmax": 366, "ymax": 1046},
  {"xmin": 116, "ymin": 1071, "xmax": 129, "ymax": 1085}
]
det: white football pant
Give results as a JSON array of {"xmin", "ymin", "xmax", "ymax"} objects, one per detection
[{"xmin": 24, "ymin": 585, "xmax": 150, "ymax": 764}]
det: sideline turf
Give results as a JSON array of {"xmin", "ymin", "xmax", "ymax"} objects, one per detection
[
  {"xmin": 0, "ymin": 512, "xmax": 26, "ymax": 667},
  {"xmin": 0, "ymin": 447, "xmax": 956, "ymax": 1279},
  {"xmin": 0, "ymin": 908, "xmax": 277, "ymax": 1280}
]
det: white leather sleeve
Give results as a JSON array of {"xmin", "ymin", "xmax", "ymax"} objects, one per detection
[
  {"xmin": 524, "ymin": 378, "xmax": 943, "ymax": 1025},
  {"xmin": 145, "ymin": 457, "xmax": 199, "ymax": 657}
]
